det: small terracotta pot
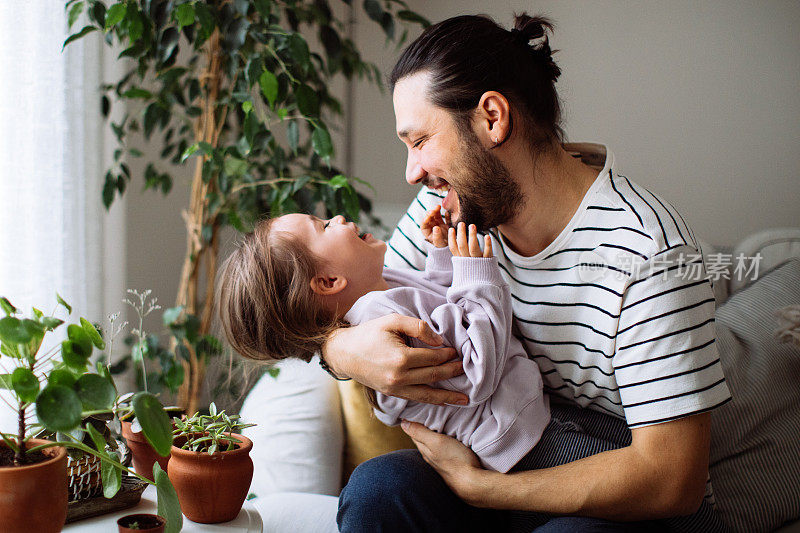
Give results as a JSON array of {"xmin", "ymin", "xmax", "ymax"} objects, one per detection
[
  {"xmin": 117, "ymin": 512, "xmax": 166, "ymax": 533},
  {"xmin": 167, "ymin": 432, "xmax": 254, "ymax": 523},
  {"xmin": 0, "ymin": 439, "xmax": 68, "ymax": 533},
  {"xmin": 121, "ymin": 420, "xmax": 170, "ymax": 482}
]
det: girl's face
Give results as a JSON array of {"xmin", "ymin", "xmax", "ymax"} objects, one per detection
[{"xmin": 271, "ymin": 213, "xmax": 387, "ymax": 286}]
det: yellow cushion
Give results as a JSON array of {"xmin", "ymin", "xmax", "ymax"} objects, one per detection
[{"xmin": 338, "ymin": 380, "xmax": 416, "ymax": 483}]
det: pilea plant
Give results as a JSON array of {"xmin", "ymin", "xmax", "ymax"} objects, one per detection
[
  {"xmin": 63, "ymin": 0, "xmax": 429, "ymax": 415},
  {"xmin": 0, "ymin": 295, "xmax": 182, "ymax": 533},
  {"xmin": 172, "ymin": 402, "xmax": 254, "ymax": 453}
]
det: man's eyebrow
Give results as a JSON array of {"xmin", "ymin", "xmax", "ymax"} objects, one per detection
[{"xmin": 397, "ymin": 128, "xmax": 418, "ymax": 140}]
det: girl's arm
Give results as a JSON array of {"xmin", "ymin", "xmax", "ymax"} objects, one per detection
[
  {"xmin": 420, "ymin": 206, "xmax": 454, "ymax": 287},
  {"xmin": 432, "ymin": 223, "xmax": 514, "ymax": 405}
]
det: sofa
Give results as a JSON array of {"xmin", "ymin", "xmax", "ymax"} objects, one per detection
[{"xmin": 240, "ymin": 227, "xmax": 800, "ymax": 532}]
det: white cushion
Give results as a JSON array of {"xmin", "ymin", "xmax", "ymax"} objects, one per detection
[{"xmin": 240, "ymin": 356, "xmax": 344, "ymax": 497}]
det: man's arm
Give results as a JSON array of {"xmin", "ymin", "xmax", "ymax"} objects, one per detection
[
  {"xmin": 321, "ymin": 315, "xmax": 468, "ymax": 405},
  {"xmin": 404, "ymin": 412, "xmax": 711, "ymax": 520}
]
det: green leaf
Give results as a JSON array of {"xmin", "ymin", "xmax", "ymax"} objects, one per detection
[
  {"xmin": 329, "ymin": 174, "xmax": 348, "ymax": 190},
  {"xmin": 287, "ymin": 120, "xmax": 299, "ymax": 154},
  {"xmin": 172, "ymin": 3, "xmax": 195, "ymax": 29},
  {"xmin": 0, "ymin": 297, "xmax": 16, "ymax": 316},
  {"xmin": 162, "ymin": 307, "xmax": 183, "ymax": 326},
  {"xmin": 105, "ymin": 3, "xmax": 126, "ymax": 29},
  {"xmin": 68, "ymin": 1, "xmax": 85, "ymax": 29},
  {"xmin": 63, "ymin": 25, "xmax": 97, "ymax": 50},
  {"xmin": 56, "ymin": 293, "xmax": 72, "ymax": 314},
  {"xmin": 194, "ymin": 2, "xmax": 214, "ymax": 40},
  {"xmin": 126, "ymin": 4, "xmax": 143, "ymax": 41},
  {"xmin": 154, "ymin": 463, "xmax": 183, "ymax": 533},
  {"xmin": 363, "ymin": 0, "xmax": 383, "ymax": 23},
  {"xmin": 0, "ymin": 374, "xmax": 11, "ymax": 389},
  {"xmin": 86, "ymin": 423, "xmax": 122, "ymax": 498},
  {"xmin": 132, "ymin": 392, "xmax": 173, "ymax": 457},
  {"xmin": 242, "ymin": 101, "xmax": 253, "ymax": 114},
  {"xmin": 48, "ymin": 369, "xmax": 77, "ymax": 389},
  {"xmin": 397, "ymin": 10, "xmax": 430, "ymax": 28},
  {"xmin": 62, "ymin": 341, "xmax": 89, "ymax": 371},
  {"xmin": 75, "ymin": 373, "xmax": 116, "ymax": 410},
  {"xmin": 312, "ymin": 126, "xmax": 333, "ymax": 161},
  {"xmin": 253, "ymin": 0, "xmax": 271, "ymax": 18},
  {"xmin": 80, "ymin": 318, "xmax": 105, "ymax": 349},
  {"xmin": 0, "ymin": 317, "xmax": 38, "ymax": 344},
  {"xmin": 90, "ymin": 1, "xmax": 106, "ymax": 27},
  {"xmin": 41, "ymin": 316, "xmax": 64, "ymax": 330},
  {"xmin": 11, "ymin": 367, "xmax": 39, "ymax": 404},
  {"xmin": 259, "ymin": 70, "xmax": 278, "ymax": 108},
  {"xmin": 288, "ymin": 34, "xmax": 310, "ymax": 70},
  {"xmin": 67, "ymin": 323, "xmax": 93, "ymax": 358},
  {"xmin": 36, "ymin": 385, "xmax": 82, "ymax": 432},
  {"xmin": 121, "ymin": 87, "xmax": 152, "ymax": 99},
  {"xmin": 295, "ymin": 84, "xmax": 319, "ymax": 117}
]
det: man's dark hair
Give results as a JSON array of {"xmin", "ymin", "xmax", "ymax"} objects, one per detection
[{"xmin": 390, "ymin": 13, "xmax": 563, "ymax": 150}]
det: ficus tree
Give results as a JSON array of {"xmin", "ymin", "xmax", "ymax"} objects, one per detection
[{"xmin": 63, "ymin": 0, "xmax": 428, "ymax": 413}]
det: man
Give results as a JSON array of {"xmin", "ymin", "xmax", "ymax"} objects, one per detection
[{"xmin": 322, "ymin": 14, "xmax": 731, "ymax": 533}]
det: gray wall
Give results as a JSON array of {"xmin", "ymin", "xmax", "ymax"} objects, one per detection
[{"xmin": 126, "ymin": 0, "xmax": 800, "ymax": 334}]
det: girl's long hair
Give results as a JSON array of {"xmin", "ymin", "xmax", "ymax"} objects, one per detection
[{"xmin": 216, "ymin": 218, "xmax": 342, "ymax": 364}]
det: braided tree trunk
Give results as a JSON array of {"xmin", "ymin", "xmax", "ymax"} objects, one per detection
[{"xmin": 175, "ymin": 32, "xmax": 223, "ymax": 415}]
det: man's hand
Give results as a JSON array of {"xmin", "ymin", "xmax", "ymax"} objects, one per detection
[
  {"xmin": 402, "ymin": 412, "xmax": 713, "ymax": 520},
  {"xmin": 449, "ymin": 222, "xmax": 493, "ymax": 258},
  {"xmin": 321, "ymin": 314, "xmax": 469, "ymax": 405},
  {"xmin": 401, "ymin": 420, "xmax": 489, "ymax": 506},
  {"xmin": 421, "ymin": 206, "xmax": 449, "ymax": 248}
]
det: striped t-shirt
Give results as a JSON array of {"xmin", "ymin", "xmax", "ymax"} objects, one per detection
[{"xmin": 384, "ymin": 146, "xmax": 731, "ymax": 429}]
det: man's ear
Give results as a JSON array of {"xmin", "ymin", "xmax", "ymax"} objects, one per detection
[
  {"xmin": 310, "ymin": 274, "xmax": 348, "ymax": 296},
  {"xmin": 475, "ymin": 90, "xmax": 511, "ymax": 147}
]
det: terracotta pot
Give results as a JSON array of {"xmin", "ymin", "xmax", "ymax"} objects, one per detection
[
  {"xmin": 121, "ymin": 420, "xmax": 170, "ymax": 482},
  {"xmin": 167, "ymin": 432, "xmax": 253, "ymax": 523},
  {"xmin": 117, "ymin": 513, "xmax": 166, "ymax": 533},
  {"xmin": 0, "ymin": 439, "xmax": 68, "ymax": 533}
]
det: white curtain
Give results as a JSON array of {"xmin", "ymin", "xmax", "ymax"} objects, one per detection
[{"xmin": 0, "ymin": 3, "xmax": 124, "ymax": 431}]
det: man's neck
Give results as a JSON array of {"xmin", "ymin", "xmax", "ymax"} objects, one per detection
[{"xmin": 498, "ymin": 144, "xmax": 601, "ymax": 257}]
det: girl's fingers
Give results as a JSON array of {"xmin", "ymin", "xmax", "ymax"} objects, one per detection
[
  {"xmin": 457, "ymin": 222, "xmax": 469, "ymax": 256},
  {"xmin": 432, "ymin": 226, "xmax": 446, "ymax": 247},
  {"xmin": 468, "ymin": 224, "xmax": 481, "ymax": 257},
  {"xmin": 448, "ymin": 227, "xmax": 459, "ymax": 256},
  {"xmin": 483, "ymin": 234, "xmax": 493, "ymax": 258}
]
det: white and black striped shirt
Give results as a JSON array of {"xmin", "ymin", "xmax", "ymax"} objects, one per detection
[{"xmin": 384, "ymin": 146, "xmax": 731, "ymax": 429}]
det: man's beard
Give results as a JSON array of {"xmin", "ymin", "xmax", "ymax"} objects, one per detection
[{"xmin": 447, "ymin": 128, "xmax": 523, "ymax": 232}]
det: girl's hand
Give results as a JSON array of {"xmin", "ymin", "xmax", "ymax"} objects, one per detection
[
  {"xmin": 449, "ymin": 222, "xmax": 493, "ymax": 258},
  {"xmin": 421, "ymin": 206, "xmax": 449, "ymax": 248}
]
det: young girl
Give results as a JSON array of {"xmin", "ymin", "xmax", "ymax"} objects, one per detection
[{"xmin": 217, "ymin": 207, "xmax": 550, "ymax": 473}]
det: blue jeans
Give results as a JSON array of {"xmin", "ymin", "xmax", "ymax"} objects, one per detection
[
  {"xmin": 337, "ymin": 404, "xmax": 678, "ymax": 532},
  {"xmin": 337, "ymin": 450, "xmax": 663, "ymax": 532}
]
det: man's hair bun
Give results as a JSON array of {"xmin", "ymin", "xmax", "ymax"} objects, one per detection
[{"xmin": 512, "ymin": 13, "xmax": 561, "ymax": 82}]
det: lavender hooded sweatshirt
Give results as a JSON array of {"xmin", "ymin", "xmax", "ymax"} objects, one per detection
[{"xmin": 344, "ymin": 243, "xmax": 550, "ymax": 473}]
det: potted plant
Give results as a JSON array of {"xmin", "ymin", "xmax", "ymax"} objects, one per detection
[
  {"xmin": 0, "ymin": 295, "xmax": 182, "ymax": 533},
  {"xmin": 63, "ymin": 0, "xmax": 429, "ymax": 415},
  {"xmin": 168, "ymin": 402, "xmax": 255, "ymax": 523},
  {"xmin": 117, "ymin": 513, "xmax": 166, "ymax": 533}
]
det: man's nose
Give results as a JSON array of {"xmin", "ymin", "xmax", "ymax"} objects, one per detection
[
  {"xmin": 330, "ymin": 214, "xmax": 346, "ymax": 225},
  {"xmin": 405, "ymin": 152, "xmax": 426, "ymax": 185}
]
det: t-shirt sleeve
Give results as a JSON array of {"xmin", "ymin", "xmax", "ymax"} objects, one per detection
[
  {"xmin": 613, "ymin": 244, "xmax": 731, "ymax": 428},
  {"xmin": 384, "ymin": 187, "xmax": 444, "ymax": 272}
]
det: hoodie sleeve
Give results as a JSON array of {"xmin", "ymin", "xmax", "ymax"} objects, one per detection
[
  {"xmin": 422, "ymin": 242, "xmax": 454, "ymax": 287},
  {"xmin": 429, "ymin": 256, "xmax": 516, "ymax": 405}
]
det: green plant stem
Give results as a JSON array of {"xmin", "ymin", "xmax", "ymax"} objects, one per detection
[{"xmin": 26, "ymin": 440, "xmax": 155, "ymax": 486}]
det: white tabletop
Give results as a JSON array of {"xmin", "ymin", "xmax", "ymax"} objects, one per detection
[{"xmin": 63, "ymin": 485, "xmax": 263, "ymax": 532}]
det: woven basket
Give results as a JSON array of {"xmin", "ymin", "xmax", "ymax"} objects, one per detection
[{"xmin": 67, "ymin": 453, "xmax": 103, "ymax": 501}]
